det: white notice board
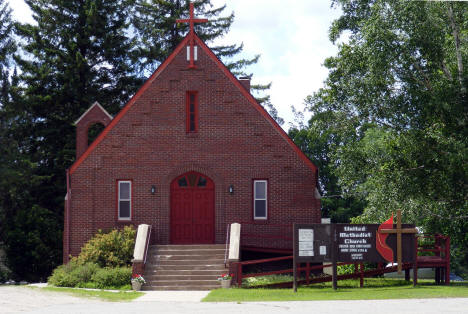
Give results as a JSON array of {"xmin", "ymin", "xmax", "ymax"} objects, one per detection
[
  {"xmin": 299, "ymin": 229, "xmax": 314, "ymax": 242},
  {"xmin": 298, "ymin": 229, "xmax": 314, "ymax": 256}
]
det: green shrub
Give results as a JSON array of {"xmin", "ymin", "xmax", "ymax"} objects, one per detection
[
  {"xmin": 48, "ymin": 261, "xmax": 80, "ymax": 287},
  {"xmin": 48, "ymin": 261, "xmax": 100, "ymax": 287},
  {"xmin": 91, "ymin": 266, "xmax": 132, "ymax": 289},
  {"xmin": 75, "ymin": 226, "xmax": 136, "ymax": 268},
  {"xmin": 48, "ymin": 226, "xmax": 135, "ymax": 289},
  {"xmin": 337, "ymin": 263, "xmax": 378, "ymax": 275},
  {"xmin": 70, "ymin": 262, "xmax": 100, "ymax": 283},
  {"xmin": 337, "ymin": 264, "xmax": 355, "ymax": 275},
  {"xmin": 48, "ymin": 261, "xmax": 131, "ymax": 289}
]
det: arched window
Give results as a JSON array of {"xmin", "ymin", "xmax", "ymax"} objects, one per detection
[{"xmin": 87, "ymin": 123, "xmax": 105, "ymax": 145}]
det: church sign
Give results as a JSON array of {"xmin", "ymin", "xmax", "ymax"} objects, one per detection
[
  {"xmin": 335, "ymin": 224, "xmax": 415, "ymax": 263},
  {"xmin": 293, "ymin": 210, "xmax": 417, "ymax": 291}
]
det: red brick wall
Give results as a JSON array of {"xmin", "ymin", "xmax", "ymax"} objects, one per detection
[{"xmin": 66, "ymin": 40, "xmax": 321, "ymax": 261}]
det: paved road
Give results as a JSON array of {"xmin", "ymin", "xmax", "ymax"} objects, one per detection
[{"xmin": 1, "ymin": 286, "xmax": 468, "ymax": 314}]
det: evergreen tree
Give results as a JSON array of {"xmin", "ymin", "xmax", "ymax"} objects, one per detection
[
  {"xmin": 0, "ymin": 0, "xmax": 15, "ymax": 215},
  {"xmin": 131, "ymin": 0, "xmax": 279, "ymax": 119},
  {"xmin": 16, "ymin": 0, "xmax": 142, "ymax": 206},
  {"xmin": 132, "ymin": 0, "xmax": 236, "ymax": 74},
  {"xmin": 0, "ymin": 0, "xmax": 14, "ymax": 72},
  {"xmin": 9, "ymin": 0, "xmax": 141, "ymax": 280},
  {"xmin": 132, "ymin": 0, "xmax": 256, "ymax": 74},
  {"xmin": 0, "ymin": 0, "xmax": 20, "ymax": 277},
  {"xmin": 0, "ymin": 0, "xmax": 14, "ymax": 107}
]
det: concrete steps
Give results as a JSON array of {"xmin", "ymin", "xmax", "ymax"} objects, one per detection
[
  {"xmin": 142, "ymin": 244, "xmax": 228, "ymax": 291},
  {"xmin": 145, "ymin": 270, "xmax": 225, "ymax": 276},
  {"xmin": 145, "ymin": 265, "xmax": 227, "ymax": 271},
  {"xmin": 147, "ymin": 255, "xmax": 225, "ymax": 262}
]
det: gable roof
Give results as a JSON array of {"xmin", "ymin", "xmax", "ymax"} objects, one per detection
[
  {"xmin": 69, "ymin": 32, "xmax": 317, "ymax": 174},
  {"xmin": 74, "ymin": 101, "xmax": 113, "ymax": 125}
]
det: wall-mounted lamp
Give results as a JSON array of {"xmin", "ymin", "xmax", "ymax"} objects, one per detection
[
  {"xmin": 151, "ymin": 185, "xmax": 156, "ymax": 195},
  {"xmin": 228, "ymin": 185, "xmax": 234, "ymax": 194}
]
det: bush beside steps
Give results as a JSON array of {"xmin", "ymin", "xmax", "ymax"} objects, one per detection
[
  {"xmin": 48, "ymin": 261, "xmax": 132, "ymax": 290},
  {"xmin": 48, "ymin": 226, "xmax": 136, "ymax": 290}
]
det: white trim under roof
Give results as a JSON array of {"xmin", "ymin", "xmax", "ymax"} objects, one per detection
[{"xmin": 74, "ymin": 101, "xmax": 113, "ymax": 125}]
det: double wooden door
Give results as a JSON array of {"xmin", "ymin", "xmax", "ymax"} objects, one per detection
[{"xmin": 170, "ymin": 172, "xmax": 215, "ymax": 244}]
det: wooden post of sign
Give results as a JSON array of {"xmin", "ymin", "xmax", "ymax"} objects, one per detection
[
  {"xmin": 359, "ymin": 263, "xmax": 364, "ymax": 288},
  {"xmin": 293, "ymin": 223, "xmax": 297, "ymax": 293},
  {"xmin": 413, "ymin": 235, "xmax": 418, "ymax": 286},
  {"xmin": 332, "ymin": 224, "xmax": 337, "ymax": 290}
]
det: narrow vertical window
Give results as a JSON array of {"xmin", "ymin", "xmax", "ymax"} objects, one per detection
[
  {"xmin": 118, "ymin": 180, "xmax": 131, "ymax": 220},
  {"xmin": 186, "ymin": 46, "xmax": 198, "ymax": 61},
  {"xmin": 254, "ymin": 180, "xmax": 267, "ymax": 220},
  {"xmin": 186, "ymin": 91, "xmax": 198, "ymax": 133}
]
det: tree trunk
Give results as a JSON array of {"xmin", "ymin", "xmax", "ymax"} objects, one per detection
[{"xmin": 447, "ymin": 3, "xmax": 466, "ymax": 95}]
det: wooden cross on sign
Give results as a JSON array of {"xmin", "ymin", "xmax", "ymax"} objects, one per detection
[
  {"xmin": 176, "ymin": 2, "xmax": 208, "ymax": 68},
  {"xmin": 379, "ymin": 210, "xmax": 417, "ymax": 274}
]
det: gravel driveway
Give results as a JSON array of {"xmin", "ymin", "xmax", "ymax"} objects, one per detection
[
  {"xmin": 0, "ymin": 286, "xmax": 103, "ymax": 313},
  {"xmin": 1, "ymin": 285, "xmax": 468, "ymax": 314}
]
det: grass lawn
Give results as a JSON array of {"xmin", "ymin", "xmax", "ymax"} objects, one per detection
[
  {"xmin": 28, "ymin": 286, "xmax": 143, "ymax": 302},
  {"xmin": 203, "ymin": 278, "xmax": 468, "ymax": 302}
]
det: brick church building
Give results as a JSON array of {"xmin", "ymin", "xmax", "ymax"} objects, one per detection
[{"xmin": 63, "ymin": 4, "xmax": 321, "ymax": 263}]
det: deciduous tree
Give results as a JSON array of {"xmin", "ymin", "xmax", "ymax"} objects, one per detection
[{"xmin": 301, "ymin": 0, "xmax": 467, "ymax": 276}]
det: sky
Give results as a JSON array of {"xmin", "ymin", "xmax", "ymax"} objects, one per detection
[{"xmin": 8, "ymin": 0, "xmax": 343, "ymax": 128}]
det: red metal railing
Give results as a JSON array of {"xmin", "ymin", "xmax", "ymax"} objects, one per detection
[
  {"xmin": 233, "ymin": 256, "xmax": 372, "ymax": 287},
  {"xmin": 232, "ymin": 233, "xmax": 451, "ymax": 287},
  {"xmin": 414, "ymin": 234, "xmax": 450, "ymax": 285},
  {"xmin": 416, "ymin": 234, "xmax": 450, "ymax": 257}
]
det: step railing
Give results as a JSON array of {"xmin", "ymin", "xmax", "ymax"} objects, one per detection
[
  {"xmin": 227, "ymin": 223, "xmax": 241, "ymax": 264},
  {"xmin": 132, "ymin": 224, "xmax": 152, "ymax": 276},
  {"xmin": 143, "ymin": 225, "xmax": 152, "ymax": 265}
]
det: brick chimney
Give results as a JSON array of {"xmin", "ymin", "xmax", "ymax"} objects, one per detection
[{"xmin": 239, "ymin": 76, "xmax": 251, "ymax": 92}]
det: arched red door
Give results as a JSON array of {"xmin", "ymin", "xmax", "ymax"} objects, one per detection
[{"xmin": 170, "ymin": 171, "xmax": 215, "ymax": 244}]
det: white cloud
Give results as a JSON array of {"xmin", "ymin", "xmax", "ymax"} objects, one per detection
[
  {"xmin": 8, "ymin": 0, "xmax": 35, "ymax": 24},
  {"xmin": 211, "ymin": 0, "xmax": 342, "ymax": 127}
]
